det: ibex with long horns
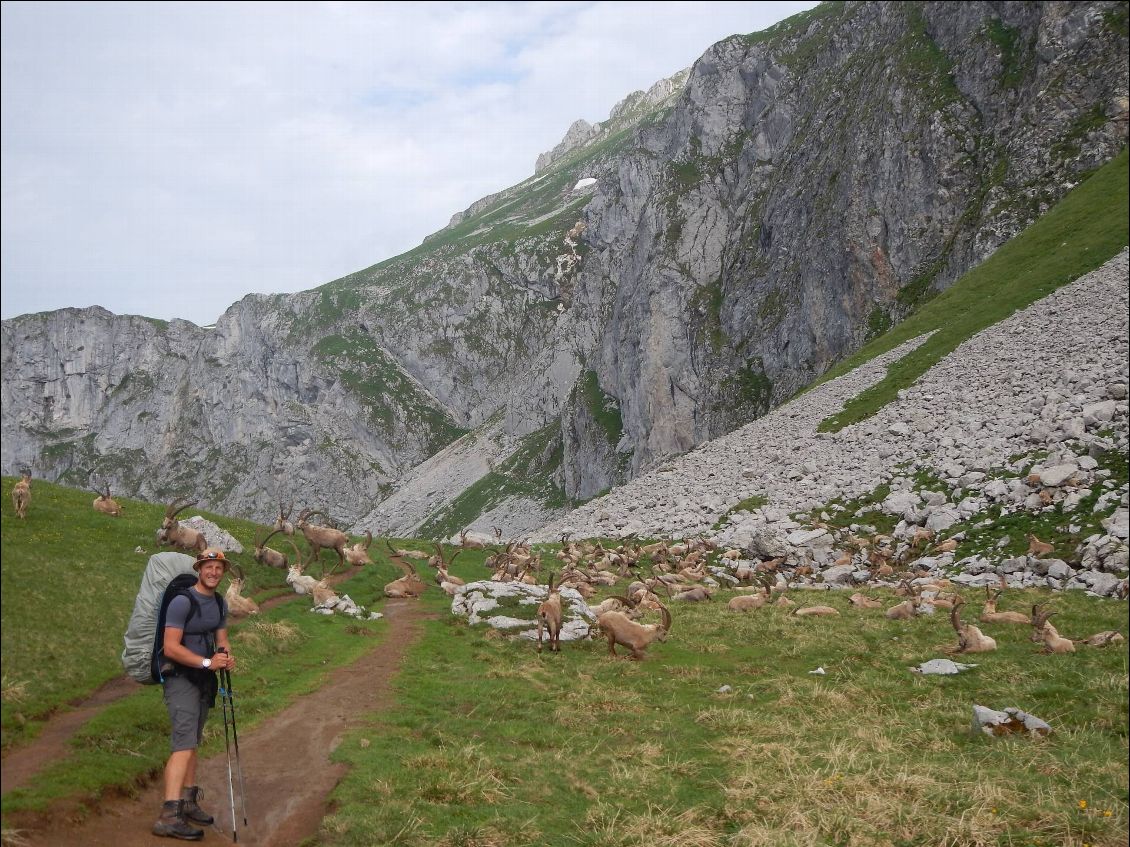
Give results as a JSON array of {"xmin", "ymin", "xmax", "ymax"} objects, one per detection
[
  {"xmin": 274, "ymin": 501, "xmax": 295, "ymax": 536},
  {"xmin": 92, "ymin": 481, "xmax": 123, "ymax": 517},
  {"xmin": 949, "ymin": 596, "xmax": 997, "ymax": 654},
  {"xmin": 295, "ymin": 508, "xmax": 348, "ymax": 574},
  {"xmin": 252, "ymin": 527, "xmax": 298, "ymax": 569},
  {"xmin": 157, "ymin": 497, "xmax": 206, "ymax": 552}
]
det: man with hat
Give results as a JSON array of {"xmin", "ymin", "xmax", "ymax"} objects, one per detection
[{"xmin": 153, "ymin": 548, "xmax": 237, "ymax": 841}]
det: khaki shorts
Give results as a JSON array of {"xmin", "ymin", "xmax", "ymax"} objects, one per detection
[{"xmin": 163, "ymin": 673, "xmax": 212, "ymax": 752}]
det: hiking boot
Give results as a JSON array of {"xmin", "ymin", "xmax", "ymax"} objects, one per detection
[
  {"xmin": 152, "ymin": 799, "xmax": 204, "ymax": 841},
  {"xmin": 181, "ymin": 785, "xmax": 214, "ymax": 825}
]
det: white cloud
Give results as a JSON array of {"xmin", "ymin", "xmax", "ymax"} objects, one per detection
[{"xmin": 1, "ymin": 1, "xmax": 818, "ymax": 325}]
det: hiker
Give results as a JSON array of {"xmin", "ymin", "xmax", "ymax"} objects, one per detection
[{"xmin": 153, "ymin": 547, "xmax": 237, "ymax": 841}]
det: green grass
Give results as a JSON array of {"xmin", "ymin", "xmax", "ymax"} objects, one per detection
[
  {"xmin": 2, "ymin": 481, "xmax": 1127, "ymax": 845},
  {"xmin": 323, "ymin": 588, "xmax": 1127, "ymax": 847},
  {"xmin": 815, "ymin": 147, "xmax": 1129, "ymax": 433}
]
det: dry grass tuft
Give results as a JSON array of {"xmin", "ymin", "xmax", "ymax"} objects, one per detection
[{"xmin": 1, "ymin": 674, "xmax": 29, "ymax": 704}]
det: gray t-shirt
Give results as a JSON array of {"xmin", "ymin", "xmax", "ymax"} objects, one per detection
[{"xmin": 165, "ymin": 587, "xmax": 226, "ymax": 661}]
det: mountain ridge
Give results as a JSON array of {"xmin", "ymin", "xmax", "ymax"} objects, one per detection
[{"xmin": 2, "ymin": 1, "xmax": 1127, "ymax": 537}]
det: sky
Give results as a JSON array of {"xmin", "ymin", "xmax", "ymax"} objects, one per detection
[{"xmin": 1, "ymin": 1, "xmax": 818, "ymax": 327}]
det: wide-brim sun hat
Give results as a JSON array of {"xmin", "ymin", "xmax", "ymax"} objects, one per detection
[{"xmin": 193, "ymin": 547, "xmax": 230, "ymax": 571}]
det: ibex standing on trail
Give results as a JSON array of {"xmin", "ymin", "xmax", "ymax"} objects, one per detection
[
  {"xmin": 295, "ymin": 509, "xmax": 348, "ymax": 574},
  {"xmin": 92, "ymin": 481, "xmax": 123, "ymax": 517},
  {"xmin": 158, "ymin": 497, "xmax": 207, "ymax": 552},
  {"xmin": 11, "ymin": 470, "xmax": 31, "ymax": 519}
]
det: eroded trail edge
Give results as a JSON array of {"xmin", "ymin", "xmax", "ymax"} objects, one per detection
[{"xmin": 13, "ymin": 597, "xmax": 429, "ymax": 847}]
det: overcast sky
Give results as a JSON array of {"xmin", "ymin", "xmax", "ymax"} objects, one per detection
[{"xmin": 2, "ymin": 1, "xmax": 817, "ymax": 326}]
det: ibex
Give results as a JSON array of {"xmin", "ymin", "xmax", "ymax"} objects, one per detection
[
  {"xmin": 252, "ymin": 527, "xmax": 297, "ymax": 569},
  {"xmin": 158, "ymin": 497, "xmax": 207, "ymax": 552},
  {"xmin": 296, "ymin": 509, "xmax": 348, "ymax": 573},
  {"xmin": 92, "ymin": 481, "xmax": 123, "ymax": 517},
  {"xmin": 672, "ymin": 585, "xmax": 713, "ymax": 603},
  {"xmin": 1027, "ymin": 534, "xmax": 1054, "ymax": 557},
  {"xmin": 949, "ymin": 596, "xmax": 997, "ymax": 653},
  {"xmin": 979, "ymin": 586, "xmax": 1030, "ymax": 625},
  {"xmin": 11, "ymin": 470, "xmax": 31, "ymax": 519},
  {"xmin": 849, "ymin": 593, "xmax": 884, "ymax": 609},
  {"xmin": 886, "ymin": 581, "xmax": 920, "ymax": 620},
  {"xmin": 433, "ymin": 545, "xmax": 465, "ymax": 594},
  {"xmin": 1030, "ymin": 603, "xmax": 1074, "ymax": 653},
  {"xmin": 794, "ymin": 605, "xmax": 841, "ymax": 617},
  {"xmin": 383, "ymin": 547, "xmax": 427, "ymax": 598},
  {"xmin": 596, "ymin": 596, "xmax": 672, "ymax": 660},
  {"xmin": 344, "ymin": 530, "xmax": 374, "ymax": 566},
  {"xmin": 224, "ymin": 564, "xmax": 260, "ymax": 617},
  {"xmin": 459, "ymin": 529, "xmax": 485, "ymax": 550},
  {"xmin": 536, "ymin": 573, "xmax": 564, "ymax": 654},
  {"xmin": 285, "ymin": 551, "xmax": 324, "ymax": 596},
  {"xmin": 728, "ymin": 577, "xmax": 772, "ymax": 612},
  {"xmin": 274, "ymin": 501, "xmax": 295, "ymax": 536}
]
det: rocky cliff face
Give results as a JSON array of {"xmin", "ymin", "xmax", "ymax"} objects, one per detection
[{"xmin": 2, "ymin": 1, "xmax": 1127, "ymax": 534}]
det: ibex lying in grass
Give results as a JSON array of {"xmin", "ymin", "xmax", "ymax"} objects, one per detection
[
  {"xmin": 383, "ymin": 546, "xmax": 427, "ymax": 598},
  {"xmin": 794, "ymin": 605, "xmax": 840, "ymax": 617},
  {"xmin": 728, "ymin": 577, "xmax": 772, "ymax": 612},
  {"xmin": 949, "ymin": 596, "xmax": 997, "ymax": 653},
  {"xmin": 158, "ymin": 497, "xmax": 207, "ymax": 552},
  {"xmin": 886, "ymin": 582, "xmax": 920, "ymax": 620},
  {"xmin": 92, "ymin": 481, "xmax": 123, "ymax": 516},
  {"xmin": 296, "ymin": 509, "xmax": 348, "ymax": 573},
  {"xmin": 11, "ymin": 470, "xmax": 31, "ymax": 519},
  {"xmin": 344, "ymin": 530, "xmax": 374, "ymax": 566},
  {"xmin": 224, "ymin": 564, "xmax": 260, "ymax": 617},
  {"xmin": 1030, "ymin": 603, "xmax": 1074, "ymax": 653},
  {"xmin": 979, "ymin": 586, "xmax": 1030, "ymax": 625},
  {"xmin": 285, "ymin": 553, "xmax": 324, "ymax": 596},
  {"xmin": 849, "ymin": 593, "xmax": 884, "ymax": 609},
  {"xmin": 459, "ymin": 528, "xmax": 485, "ymax": 550},
  {"xmin": 252, "ymin": 528, "xmax": 297, "ymax": 569},
  {"xmin": 536, "ymin": 573, "xmax": 564, "ymax": 654},
  {"xmin": 433, "ymin": 546, "xmax": 465, "ymax": 595},
  {"xmin": 672, "ymin": 585, "xmax": 714, "ymax": 602},
  {"xmin": 596, "ymin": 596, "xmax": 671, "ymax": 660}
]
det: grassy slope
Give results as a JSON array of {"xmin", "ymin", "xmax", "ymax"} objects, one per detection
[{"xmin": 815, "ymin": 147, "xmax": 1128, "ymax": 432}]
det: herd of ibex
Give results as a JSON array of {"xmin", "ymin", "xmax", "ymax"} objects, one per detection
[{"xmin": 6, "ymin": 474, "xmax": 1125, "ymax": 657}]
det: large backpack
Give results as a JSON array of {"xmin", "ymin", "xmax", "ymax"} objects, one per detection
[{"xmin": 121, "ymin": 552, "xmax": 226, "ymax": 684}]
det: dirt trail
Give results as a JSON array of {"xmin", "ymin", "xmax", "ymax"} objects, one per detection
[{"xmin": 6, "ymin": 597, "xmax": 429, "ymax": 847}]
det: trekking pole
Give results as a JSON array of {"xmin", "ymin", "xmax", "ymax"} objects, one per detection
[
  {"xmin": 219, "ymin": 649, "xmax": 249, "ymax": 831},
  {"xmin": 217, "ymin": 652, "xmax": 239, "ymax": 842}
]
